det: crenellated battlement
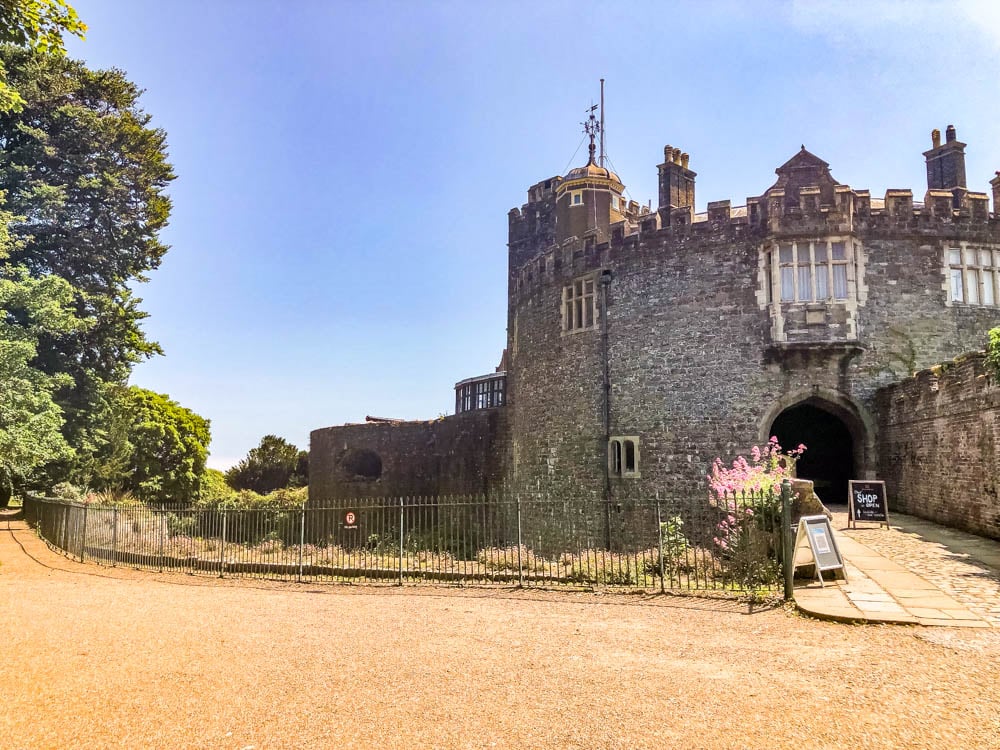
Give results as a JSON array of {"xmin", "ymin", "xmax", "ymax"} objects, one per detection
[
  {"xmin": 512, "ymin": 183, "xmax": 998, "ymax": 291},
  {"xmin": 509, "ymin": 125, "xmax": 1000, "ymax": 300}
]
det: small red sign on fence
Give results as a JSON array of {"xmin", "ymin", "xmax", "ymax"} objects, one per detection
[{"xmin": 343, "ymin": 510, "xmax": 358, "ymax": 530}]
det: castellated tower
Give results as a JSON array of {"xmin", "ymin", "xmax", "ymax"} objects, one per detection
[
  {"xmin": 505, "ymin": 125, "xmax": 1000, "ymax": 542},
  {"xmin": 310, "ymin": 121, "xmax": 1000, "ymax": 536}
]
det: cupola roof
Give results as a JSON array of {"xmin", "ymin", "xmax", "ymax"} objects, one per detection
[{"xmin": 564, "ymin": 156, "xmax": 621, "ymax": 184}]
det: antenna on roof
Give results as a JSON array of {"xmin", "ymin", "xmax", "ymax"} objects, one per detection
[
  {"xmin": 599, "ymin": 78, "xmax": 605, "ymax": 168},
  {"xmin": 582, "ymin": 102, "xmax": 600, "ymax": 165}
]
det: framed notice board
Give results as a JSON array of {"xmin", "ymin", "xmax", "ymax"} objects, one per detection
[
  {"xmin": 792, "ymin": 515, "xmax": 846, "ymax": 586},
  {"xmin": 848, "ymin": 480, "xmax": 889, "ymax": 529}
]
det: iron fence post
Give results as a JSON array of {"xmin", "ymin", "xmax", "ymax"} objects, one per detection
[
  {"xmin": 220, "ymin": 509, "xmax": 227, "ymax": 577},
  {"xmin": 112, "ymin": 507, "xmax": 118, "ymax": 567},
  {"xmin": 781, "ymin": 478, "xmax": 793, "ymax": 601},
  {"xmin": 516, "ymin": 493, "xmax": 523, "ymax": 588},
  {"xmin": 158, "ymin": 506, "xmax": 165, "ymax": 573},
  {"xmin": 80, "ymin": 503, "xmax": 88, "ymax": 562},
  {"xmin": 298, "ymin": 506, "xmax": 306, "ymax": 582},
  {"xmin": 398, "ymin": 496, "xmax": 404, "ymax": 586},
  {"xmin": 656, "ymin": 495, "xmax": 665, "ymax": 595}
]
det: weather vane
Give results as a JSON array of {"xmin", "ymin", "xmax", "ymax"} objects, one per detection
[{"xmin": 582, "ymin": 103, "xmax": 601, "ymax": 163}]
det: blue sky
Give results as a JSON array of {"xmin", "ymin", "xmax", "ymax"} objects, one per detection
[{"xmin": 64, "ymin": 0, "xmax": 1000, "ymax": 469}]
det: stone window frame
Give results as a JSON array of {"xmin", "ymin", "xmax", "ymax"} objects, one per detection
[
  {"xmin": 562, "ymin": 274, "xmax": 598, "ymax": 333},
  {"xmin": 608, "ymin": 436, "xmax": 640, "ymax": 479},
  {"xmin": 570, "ymin": 189, "xmax": 584, "ymax": 206},
  {"xmin": 946, "ymin": 244, "xmax": 999, "ymax": 306},
  {"xmin": 771, "ymin": 238, "xmax": 852, "ymax": 303}
]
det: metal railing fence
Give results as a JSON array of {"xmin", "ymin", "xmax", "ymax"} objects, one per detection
[{"xmin": 23, "ymin": 490, "xmax": 788, "ymax": 594}]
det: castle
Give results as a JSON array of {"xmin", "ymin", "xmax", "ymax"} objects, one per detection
[{"xmin": 310, "ymin": 120, "xmax": 1000, "ymax": 521}]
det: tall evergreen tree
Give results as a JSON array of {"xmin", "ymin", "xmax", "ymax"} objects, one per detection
[{"xmin": 0, "ymin": 46, "xmax": 175, "ymax": 485}]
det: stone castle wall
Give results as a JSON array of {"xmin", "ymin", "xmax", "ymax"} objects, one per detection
[
  {"xmin": 507, "ymin": 184, "xmax": 1000, "ymax": 510},
  {"xmin": 309, "ymin": 408, "xmax": 508, "ymax": 503},
  {"xmin": 310, "ymin": 127, "xmax": 1000, "ymax": 539},
  {"xmin": 876, "ymin": 353, "xmax": 1000, "ymax": 539}
]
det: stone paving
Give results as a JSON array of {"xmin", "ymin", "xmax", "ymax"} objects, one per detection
[
  {"xmin": 839, "ymin": 510, "xmax": 1000, "ymax": 627},
  {"xmin": 794, "ymin": 506, "xmax": 1000, "ymax": 627}
]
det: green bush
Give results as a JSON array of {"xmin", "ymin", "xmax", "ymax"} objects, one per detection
[
  {"xmin": 193, "ymin": 485, "xmax": 305, "ymax": 511},
  {"xmin": 986, "ymin": 327, "xmax": 1000, "ymax": 380},
  {"xmin": 198, "ymin": 468, "xmax": 237, "ymax": 505},
  {"xmin": 166, "ymin": 512, "xmax": 195, "ymax": 538},
  {"xmin": 51, "ymin": 482, "xmax": 87, "ymax": 502}
]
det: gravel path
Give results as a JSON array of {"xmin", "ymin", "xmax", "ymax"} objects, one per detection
[{"xmin": 3, "ymin": 510, "xmax": 999, "ymax": 749}]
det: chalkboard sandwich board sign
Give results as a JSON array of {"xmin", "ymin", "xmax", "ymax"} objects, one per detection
[
  {"xmin": 792, "ymin": 515, "xmax": 846, "ymax": 587},
  {"xmin": 848, "ymin": 480, "xmax": 889, "ymax": 529}
]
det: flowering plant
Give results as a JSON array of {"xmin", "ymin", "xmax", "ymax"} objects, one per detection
[
  {"xmin": 708, "ymin": 438, "xmax": 806, "ymax": 592},
  {"xmin": 708, "ymin": 436, "xmax": 805, "ymax": 498}
]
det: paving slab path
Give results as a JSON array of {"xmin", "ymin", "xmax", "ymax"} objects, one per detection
[{"xmin": 794, "ymin": 506, "xmax": 1000, "ymax": 628}]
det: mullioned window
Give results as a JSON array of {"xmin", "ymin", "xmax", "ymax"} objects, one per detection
[
  {"xmin": 562, "ymin": 275, "xmax": 597, "ymax": 332},
  {"xmin": 947, "ymin": 246, "xmax": 999, "ymax": 306},
  {"xmin": 609, "ymin": 437, "xmax": 640, "ymax": 478}
]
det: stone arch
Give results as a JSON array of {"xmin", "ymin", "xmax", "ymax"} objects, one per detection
[{"xmin": 758, "ymin": 387, "xmax": 876, "ymax": 501}]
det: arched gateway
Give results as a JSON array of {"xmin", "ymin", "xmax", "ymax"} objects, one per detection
[{"xmin": 760, "ymin": 390, "xmax": 875, "ymax": 506}]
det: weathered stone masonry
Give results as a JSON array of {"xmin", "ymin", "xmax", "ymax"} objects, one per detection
[
  {"xmin": 310, "ymin": 409, "xmax": 507, "ymax": 501},
  {"xmin": 312, "ymin": 122, "xmax": 1000, "ymax": 538},
  {"xmin": 506, "ymin": 127, "xmax": 1000, "ymax": 514},
  {"xmin": 877, "ymin": 353, "xmax": 1000, "ymax": 539}
]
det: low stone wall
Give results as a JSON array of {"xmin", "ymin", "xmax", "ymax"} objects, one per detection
[
  {"xmin": 875, "ymin": 352, "xmax": 1000, "ymax": 539},
  {"xmin": 309, "ymin": 408, "xmax": 509, "ymax": 502}
]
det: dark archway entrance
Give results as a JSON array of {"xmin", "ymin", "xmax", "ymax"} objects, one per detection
[{"xmin": 770, "ymin": 403, "xmax": 854, "ymax": 505}]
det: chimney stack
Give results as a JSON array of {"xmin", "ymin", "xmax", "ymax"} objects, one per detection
[
  {"xmin": 658, "ymin": 144, "xmax": 696, "ymax": 221},
  {"xmin": 924, "ymin": 124, "xmax": 967, "ymax": 207}
]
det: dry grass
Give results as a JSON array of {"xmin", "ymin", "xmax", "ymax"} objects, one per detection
[{"xmin": 3, "ymin": 509, "xmax": 999, "ymax": 749}]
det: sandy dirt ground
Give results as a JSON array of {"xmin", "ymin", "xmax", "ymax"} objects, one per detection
[{"xmin": 2, "ymin": 512, "xmax": 999, "ymax": 750}]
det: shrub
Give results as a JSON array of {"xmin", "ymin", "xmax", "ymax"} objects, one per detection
[
  {"xmin": 51, "ymin": 482, "xmax": 87, "ymax": 502},
  {"xmin": 82, "ymin": 489, "xmax": 142, "ymax": 507},
  {"xmin": 199, "ymin": 468, "xmax": 237, "ymax": 505},
  {"xmin": 167, "ymin": 535, "xmax": 198, "ymax": 558},
  {"xmin": 194, "ymin": 485, "xmax": 305, "ymax": 511},
  {"xmin": 708, "ymin": 437, "xmax": 804, "ymax": 497},
  {"xmin": 256, "ymin": 538, "xmax": 284, "ymax": 555},
  {"xmin": 477, "ymin": 545, "xmax": 549, "ymax": 572},
  {"xmin": 986, "ymin": 327, "xmax": 1000, "ymax": 380},
  {"xmin": 165, "ymin": 512, "xmax": 196, "ymax": 538},
  {"xmin": 707, "ymin": 438, "xmax": 803, "ymax": 593},
  {"xmin": 565, "ymin": 552, "xmax": 656, "ymax": 587}
]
